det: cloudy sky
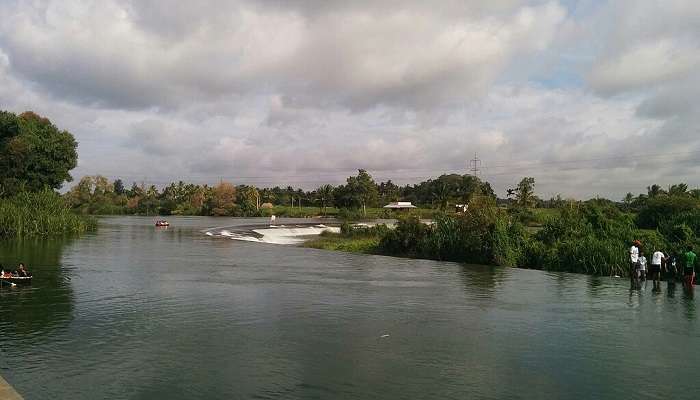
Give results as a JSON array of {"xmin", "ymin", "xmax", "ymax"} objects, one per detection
[{"xmin": 1, "ymin": 0, "xmax": 699, "ymax": 199}]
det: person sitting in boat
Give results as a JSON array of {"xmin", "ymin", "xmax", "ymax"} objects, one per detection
[{"xmin": 15, "ymin": 263, "xmax": 30, "ymax": 277}]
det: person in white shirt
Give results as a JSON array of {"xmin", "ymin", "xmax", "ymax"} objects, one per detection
[
  {"xmin": 638, "ymin": 254, "xmax": 647, "ymax": 284},
  {"xmin": 630, "ymin": 241, "xmax": 640, "ymax": 289},
  {"xmin": 650, "ymin": 249, "xmax": 665, "ymax": 291}
]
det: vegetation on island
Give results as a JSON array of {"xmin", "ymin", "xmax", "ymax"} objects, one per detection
[
  {"xmin": 306, "ymin": 178, "xmax": 700, "ymax": 277},
  {"xmin": 0, "ymin": 110, "xmax": 96, "ymax": 239}
]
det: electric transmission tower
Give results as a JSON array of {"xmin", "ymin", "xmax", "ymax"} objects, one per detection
[{"xmin": 469, "ymin": 153, "xmax": 481, "ymax": 176}]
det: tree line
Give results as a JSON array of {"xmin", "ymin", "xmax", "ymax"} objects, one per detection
[{"xmin": 64, "ymin": 170, "xmax": 499, "ymax": 216}]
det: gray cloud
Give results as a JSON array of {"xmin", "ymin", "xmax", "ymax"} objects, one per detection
[{"xmin": 0, "ymin": 0, "xmax": 699, "ymax": 200}]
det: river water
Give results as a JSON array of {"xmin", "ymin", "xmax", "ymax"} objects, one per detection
[{"xmin": 0, "ymin": 216, "xmax": 698, "ymax": 399}]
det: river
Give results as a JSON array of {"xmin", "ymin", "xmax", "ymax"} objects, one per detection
[{"xmin": 0, "ymin": 216, "xmax": 698, "ymax": 399}]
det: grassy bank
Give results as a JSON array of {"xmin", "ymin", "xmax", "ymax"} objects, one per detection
[
  {"xmin": 263, "ymin": 206, "xmax": 442, "ymax": 219},
  {"xmin": 303, "ymin": 232, "xmax": 380, "ymax": 253},
  {"xmin": 0, "ymin": 190, "xmax": 97, "ymax": 238},
  {"xmin": 302, "ymin": 198, "xmax": 696, "ymax": 278}
]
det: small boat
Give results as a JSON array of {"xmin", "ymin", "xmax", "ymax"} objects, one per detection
[
  {"xmin": 155, "ymin": 220, "xmax": 170, "ymax": 227},
  {"xmin": 1, "ymin": 275, "xmax": 32, "ymax": 285}
]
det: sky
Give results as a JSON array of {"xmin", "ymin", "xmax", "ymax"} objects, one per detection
[{"xmin": 1, "ymin": 0, "xmax": 699, "ymax": 199}]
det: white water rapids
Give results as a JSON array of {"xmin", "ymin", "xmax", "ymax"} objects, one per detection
[{"xmin": 205, "ymin": 224, "xmax": 341, "ymax": 245}]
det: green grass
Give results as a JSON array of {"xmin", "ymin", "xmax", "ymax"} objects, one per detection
[
  {"xmin": 0, "ymin": 190, "xmax": 97, "ymax": 238},
  {"xmin": 530, "ymin": 208, "xmax": 560, "ymax": 223},
  {"xmin": 266, "ymin": 206, "xmax": 440, "ymax": 220},
  {"xmin": 267, "ymin": 206, "xmax": 340, "ymax": 218},
  {"xmin": 302, "ymin": 232, "xmax": 380, "ymax": 253}
]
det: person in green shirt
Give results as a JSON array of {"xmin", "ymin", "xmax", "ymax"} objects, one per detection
[{"xmin": 683, "ymin": 246, "xmax": 696, "ymax": 289}]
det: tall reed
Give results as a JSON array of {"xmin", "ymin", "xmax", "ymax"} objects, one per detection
[{"xmin": 0, "ymin": 189, "xmax": 96, "ymax": 238}]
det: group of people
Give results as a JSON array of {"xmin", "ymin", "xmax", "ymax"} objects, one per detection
[
  {"xmin": 0, "ymin": 263, "xmax": 31, "ymax": 278},
  {"xmin": 629, "ymin": 240, "xmax": 696, "ymax": 291}
]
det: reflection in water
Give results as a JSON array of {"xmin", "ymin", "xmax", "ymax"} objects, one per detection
[
  {"xmin": 0, "ymin": 237, "xmax": 74, "ymax": 340},
  {"xmin": 682, "ymin": 290, "xmax": 695, "ymax": 320},
  {"xmin": 667, "ymin": 281, "xmax": 677, "ymax": 298},
  {"xmin": 458, "ymin": 264, "xmax": 507, "ymax": 300},
  {"xmin": 587, "ymin": 275, "xmax": 604, "ymax": 297}
]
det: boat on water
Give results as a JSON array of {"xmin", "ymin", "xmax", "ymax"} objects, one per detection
[
  {"xmin": 1, "ymin": 275, "xmax": 32, "ymax": 285},
  {"xmin": 155, "ymin": 220, "xmax": 170, "ymax": 227}
]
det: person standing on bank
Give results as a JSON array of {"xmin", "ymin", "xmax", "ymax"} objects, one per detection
[
  {"xmin": 650, "ymin": 249, "xmax": 665, "ymax": 291},
  {"xmin": 630, "ymin": 241, "xmax": 641, "ymax": 289},
  {"xmin": 638, "ymin": 252, "xmax": 648, "ymax": 284},
  {"xmin": 683, "ymin": 246, "xmax": 696, "ymax": 290}
]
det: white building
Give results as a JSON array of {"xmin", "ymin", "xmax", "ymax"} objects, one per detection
[{"xmin": 383, "ymin": 201, "xmax": 417, "ymax": 211}]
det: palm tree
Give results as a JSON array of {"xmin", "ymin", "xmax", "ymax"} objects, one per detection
[
  {"xmin": 647, "ymin": 184, "xmax": 665, "ymax": 198},
  {"xmin": 316, "ymin": 184, "xmax": 334, "ymax": 215},
  {"xmin": 432, "ymin": 182, "xmax": 450, "ymax": 210},
  {"xmin": 668, "ymin": 183, "xmax": 688, "ymax": 196}
]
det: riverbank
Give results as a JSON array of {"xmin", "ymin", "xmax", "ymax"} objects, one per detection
[
  {"xmin": 0, "ymin": 375, "xmax": 24, "ymax": 400},
  {"xmin": 302, "ymin": 199, "xmax": 690, "ymax": 278},
  {"xmin": 302, "ymin": 231, "xmax": 380, "ymax": 253}
]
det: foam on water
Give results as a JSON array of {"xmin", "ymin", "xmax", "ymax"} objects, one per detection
[{"xmin": 205, "ymin": 224, "xmax": 340, "ymax": 245}]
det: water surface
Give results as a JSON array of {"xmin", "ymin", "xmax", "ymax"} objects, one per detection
[{"xmin": 1, "ymin": 216, "xmax": 698, "ymax": 399}]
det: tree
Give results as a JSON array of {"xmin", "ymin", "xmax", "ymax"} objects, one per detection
[
  {"xmin": 0, "ymin": 110, "xmax": 78, "ymax": 195},
  {"xmin": 378, "ymin": 180, "xmax": 399, "ymax": 204},
  {"xmin": 647, "ymin": 184, "xmax": 666, "ymax": 198},
  {"xmin": 432, "ymin": 181, "xmax": 450, "ymax": 210},
  {"xmin": 515, "ymin": 177, "xmax": 536, "ymax": 208},
  {"xmin": 113, "ymin": 179, "xmax": 125, "ymax": 195},
  {"xmin": 315, "ymin": 184, "xmax": 334, "ymax": 215},
  {"xmin": 345, "ymin": 169, "xmax": 379, "ymax": 216},
  {"xmin": 623, "ymin": 192, "xmax": 634, "ymax": 205},
  {"xmin": 210, "ymin": 181, "xmax": 237, "ymax": 216},
  {"xmin": 237, "ymin": 185, "xmax": 260, "ymax": 214},
  {"xmin": 668, "ymin": 183, "xmax": 689, "ymax": 197}
]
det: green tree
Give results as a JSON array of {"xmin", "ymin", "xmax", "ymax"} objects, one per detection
[
  {"xmin": 623, "ymin": 192, "xmax": 634, "ymax": 205},
  {"xmin": 315, "ymin": 184, "xmax": 334, "ymax": 215},
  {"xmin": 668, "ymin": 183, "xmax": 688, "ymax": 196},
  {"xmin": 237, "ymin": 185, "xmax": 260, "ymax": 215},
  {"xmin": 647, "ymin": 184, "xmax": 665, "ymax": 198},
  {"xmin": 0, "ymin": 111, "xmax": 78, "ymax": 195},
  {"xmin": 378, "ymin": 180, "xmax": 399, "ymax": 204},
  {"xmin": 432, "ymin": 181, "xmax": 450, "ymax": 210},
  {"xmin": 515, "ymin": 177, "xmax": 536, "ymax": 208},
  {"xmin": 113, "ymin": 179, "xmax": 125, "ymax": 195},
  {"xmin": 346, "ymin": 169, "xmax": 379, "ymax": 216}
]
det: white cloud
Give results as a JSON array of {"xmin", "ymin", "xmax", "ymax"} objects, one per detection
[{"xmin": 0, "ymin": 0, "xmax": 699, "ymax": 200}]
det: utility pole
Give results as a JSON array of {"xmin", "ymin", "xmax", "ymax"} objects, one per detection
[{"xmin": 469, "ymin": 153, "xmax": 481, "ymax": 177}]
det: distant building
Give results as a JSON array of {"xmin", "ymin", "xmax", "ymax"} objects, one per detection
[
  {"xmin": 455, "ymin": 204, "xmax": 468, "ymax": 213},
  {"xmin": 383, "ymin": 201, "xmax": 417, "ymax": 211}
]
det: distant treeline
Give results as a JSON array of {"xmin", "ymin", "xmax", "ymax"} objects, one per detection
[{"xmin": 64, "ymin": 170, "xmax": 499, "ymax": 216}]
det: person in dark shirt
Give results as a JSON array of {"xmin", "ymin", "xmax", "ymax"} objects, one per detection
[{"xmin": 15, "ymin": 263, "xmax": 31, "ymax": 277}]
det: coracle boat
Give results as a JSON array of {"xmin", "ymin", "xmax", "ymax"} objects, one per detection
[
  {"xmin": 155, "ymin": 220, "xmax": 170, "ymax": 227},
  {"xmin": 1, "ymin": 275, "xmax": 32, "ymax": 285}
]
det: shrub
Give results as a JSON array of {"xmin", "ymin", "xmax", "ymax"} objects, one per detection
[{"xmin": 0, "ymin": 189, "xmax": 96, "ymax": 238}]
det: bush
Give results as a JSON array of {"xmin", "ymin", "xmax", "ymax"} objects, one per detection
[
  {"xmin": 0, "ymin": 189, "xmax": 96, "ymax": 238},
  {"xmin": 379, "ymin": 214, "xmax": 430, "ymax": 257},
  {"xmin": 637, "ymin": 195, "xmax": 698, "ymax": 229}
]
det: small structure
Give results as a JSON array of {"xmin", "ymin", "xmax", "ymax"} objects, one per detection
[
  {"xmin": 455, "ymin": 204, "xmax": 468, "ymax": 213},
  {"xmin": 383, "ymin": 201, "xmax": 417, "ymax": 211}
]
